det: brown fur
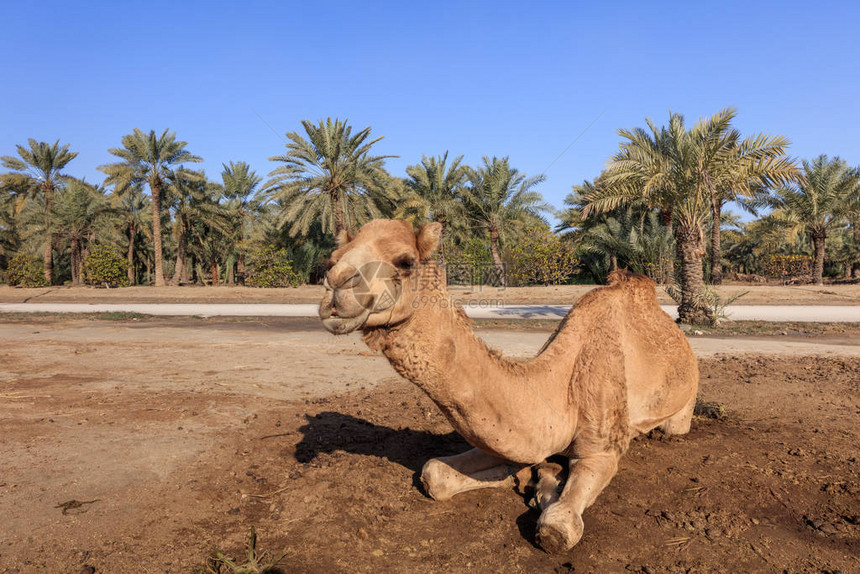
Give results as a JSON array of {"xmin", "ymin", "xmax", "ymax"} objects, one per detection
[{"xmin": 319, "ymin": 220, "xmax": 699, "ymax": 553}]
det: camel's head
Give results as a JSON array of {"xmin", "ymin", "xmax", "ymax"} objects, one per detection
[{"xmin": 319, "ymin": 219, "xmax": 442, "ymax": 335}]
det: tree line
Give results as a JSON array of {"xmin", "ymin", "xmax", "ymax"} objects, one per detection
[{"xmin": 2, "ymin": 110, "xmax": 859, "ymax": 324}]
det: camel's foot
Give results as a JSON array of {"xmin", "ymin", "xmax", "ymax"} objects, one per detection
[
  {"xmin": 533, "ymin": 461, "xmax": 565, "ymax": 510},
  {"xmin": 420, "ymin": 458, "xmax": 458, "ymax": 500},
  {"xmin": 535, "ymin": 504, "xmax": 584, "ymax": 554},
  {"xmin": 420, "ymin": 452, "xmax": 516, "ymax": 501}
]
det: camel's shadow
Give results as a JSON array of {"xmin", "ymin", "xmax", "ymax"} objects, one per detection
[
  {"xmin": 294, "ymin": 411, "xmax": 469, "ymax": 473},
  {"xmin": 294, "ymin": 411, "xmax": 546, "ymax": 549}
]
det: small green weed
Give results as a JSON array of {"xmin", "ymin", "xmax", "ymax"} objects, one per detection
[
  {"xmin": 694, "ymin": 401, "xmax": 728, "ymax": 421},
  {"xmin": 199, "ymin": 527, "xmax": 287, "ymax": 574},
  {"xmin": 90, "ymin": 312, "xmax": 151, "ymax": 321},
  {"xmin": 665, "ymin": 285, "xmax": 749, "ymax": 326}
]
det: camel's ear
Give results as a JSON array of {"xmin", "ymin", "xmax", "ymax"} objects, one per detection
[
  {"xmin": 335, "ymin": 229, "xmax": 353, "ymax": 247},
  {"xmin": 416, "ymin": 222, "xmax": 442, "ymax": 260}
]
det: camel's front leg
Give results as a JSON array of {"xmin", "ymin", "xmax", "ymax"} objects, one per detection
[
  {"xmin": 535, "ymin": 451, "xmax": 620, "ymax": 553},
  {"xmin": 420, "ymin": 448, "xmax": 525, "ymax": 501}
]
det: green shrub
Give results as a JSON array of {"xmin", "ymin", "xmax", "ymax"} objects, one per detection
[
  {"xmin": 83, "ymin": 245, "xmax": 130, "ymax": 287},
  {"xmin": 246, "ymin": 245, "xmax": 302, "ymax": 288},
  {"xmin": 506, "ymin": 227, "xmax": 580, "ymax": 286},
  {"xmin": 6, "ymin": 254, "xmax": 49, "ymax": 287}
]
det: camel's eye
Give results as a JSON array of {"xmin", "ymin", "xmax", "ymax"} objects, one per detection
[{"xmin": 393, "ymin": 255, "xmax": 415, "ymax": 272}]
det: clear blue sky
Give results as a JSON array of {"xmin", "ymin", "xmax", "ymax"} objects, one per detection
[{"xmin": 2, "ymin": 1, "xmax": 858, "ymax": 220}]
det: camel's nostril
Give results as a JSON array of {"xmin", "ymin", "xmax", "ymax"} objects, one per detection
[{"xmin": 329, "ymin": 269, "xmax": 361, "ymax": 290}]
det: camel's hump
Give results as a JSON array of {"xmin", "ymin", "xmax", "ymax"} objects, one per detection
[{"xmin": 606, "ymin": 270, "xmax": 657, "ymax": 292}]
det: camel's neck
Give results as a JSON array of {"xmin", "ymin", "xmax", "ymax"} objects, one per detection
[{"xmin": 363, "ymin": 285, "xmax": 581, "ymax": 463}]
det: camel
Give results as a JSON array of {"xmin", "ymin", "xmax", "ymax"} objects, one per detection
[{"xmin": 318, "ymin": 219, "xmax": 699, "ymax": 553}]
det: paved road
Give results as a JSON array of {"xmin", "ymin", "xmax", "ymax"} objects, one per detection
[{"xmin": 1, "ymin": 302, "xmax": 860, "ymax": 322}]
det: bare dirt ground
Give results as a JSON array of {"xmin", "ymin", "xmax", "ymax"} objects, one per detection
[
  {"xmin": 2, "ymin": 282, "xmax": 860, "ymax": 306},
  {"xmin": 0, "ymin": 317, "xmax": 858, "ymax": 573}
]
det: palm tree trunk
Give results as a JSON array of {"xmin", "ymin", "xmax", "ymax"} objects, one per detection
[
  {"xmin": 811, "ymin": 230, "xmax": 826, "ymax": 285},
  {"xmin": 236, "ymin": 214, "xmax": 246, "ymax": 285},
  {"xmin": 127, "ymin": 227, "xmax": 136, "ymax": 285},
  {"xmin": 171, "ymin": 220, "xmax": 187, "ymax": 286},
  {"xmin": 80, "ymin": 239, "xmax": 90, "ymax": 285},
  {"xmin": 438, "ymin": 223, "xmax": 448, "ymax": 267},
  {"xmin": 675, "ymin": 225, "xmax": 713, "ymax": 325},
  {"xmin": 710, "ymin": 197, "xmax": 723, "ymax": 285},
  {"xmin": 488, "ymin": 228, "xmax": 506, "ymax": 287},
  {"xmin": 43, "ymin": 182, "xmax": 53, "ymax": 284},
  {"xmin": 70, "ymin": 237, "xmax": 81, "ymax": 285},
  {"xmin": 852, "ymin": 220, "xmax": 860, "ymax": 279},
  {"xmin": 660, "ymin": 207, "xmax": 675, "ymax": 283},
  {"xmin": 211, "ymin": 261, "xmax": 219, "ymax": 286},
  {"xmin": 332, "ymin": 190, "xmax": 346, "ymax": 235},
  {"xmin": 609, "ymin": 253, "xmax": 618, "ymax": 272},
  {"xmin": 237, "ymin": 253, "xmax": 246, "ymax": 285},
  {"xmin": 150, "ymin": 178, "xmax": 166, "ymax": 287}
]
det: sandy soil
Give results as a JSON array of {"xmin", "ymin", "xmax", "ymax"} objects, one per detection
[
  {"xmin": 2, "ymin": 283, "xmax": 860, "ymax": 306},
  {"xmin": 0, "ymin": 317, "xmax": 858, "ymax": 573}
]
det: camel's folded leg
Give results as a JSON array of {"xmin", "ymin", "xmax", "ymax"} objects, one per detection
[
  {"xmin": 659, "ymin": 392, "xmax": 696, "ymax": 435},
  {"xmin": 420, "ymin": 448, "xmax": 525, "ymax": 501},
  {"xmin": 535, "ymin": 451, "xmax": 619, "ymax": 554}
]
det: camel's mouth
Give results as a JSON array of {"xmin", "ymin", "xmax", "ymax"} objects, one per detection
[
  {"xmin": 320, "ymin": 309, "xmax": 371, "ymax": 334},
  {"xmin": 319, "ymin": 287, "xmax": 374, "ymax": 334}
]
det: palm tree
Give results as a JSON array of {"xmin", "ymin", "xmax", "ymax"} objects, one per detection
[
  {"xmin": 583, "ymin": 210, "xmax": 675, "ymax": 283},
  {"xmin": 167, "ymin": 171, "xmax": 229, "ymax": 285},
  {"xmin": 184, "ymin": 183, "xmax": 232, "ymax": 285},
  {"xmin": 585, "ymin": 110, "xmax": 797, "ymax": 323},
  {"xmin": 461, "ymin": 156, "xmax": 549, "ymax": 285},
  {"xmin": 114, "ymin": 185, "xmax": 151, "ymax": 285},
  {"xmin": 580, "ymin": 211, "xmax": 637, "ymax": 275},
  {"xmin": 587, "ymin": 113, "xmax": 712, "ymax": 323},
  {"xmin": 220, "ymin": 161, "xmax": 262, "ymax": 284},
  {"xmin": 560, "ymin": 183, "xmax": 673, "ymax": 284},
  {"xmin": 845, "ymin": 175, "xmax": 860, "ymax": 278},
  {"xmin": 99, "ymin": 129, "xmax": 202, "ymax": 286},
  {"xmin": 264, "ymin": 118, "xmax": 397, "ymax": 237},
  {"xmin": 2, "ymin": 139, "xmax": 78, "ymax": 283},
  {"xmin": 688, "ymin": 108, "xmax": 797, "ymax": 284},
  {"xmin": 53, "ymin": 179, "xmax": 112, "ymax": 285},
  {"xmin": 765, "ymin": 155, "xmax": 860, "ymax": 284},
  {"xmin": 396, "ymin": 152, "xmax": 469, "ymax": 263},
  {"xmin": 0, "ymin": 173, "xmax": 30, "ymax": 271},
  {"xmin": 556, "ymin": 180, "xmax": 598, "ymax": 235},
  {"xmin": 559, "ymin": 180, "xmax": 624, "ymax": 278},
  {"xmin": 398, "ymin": 152, "xmax": 468, "ymax": 224}
]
